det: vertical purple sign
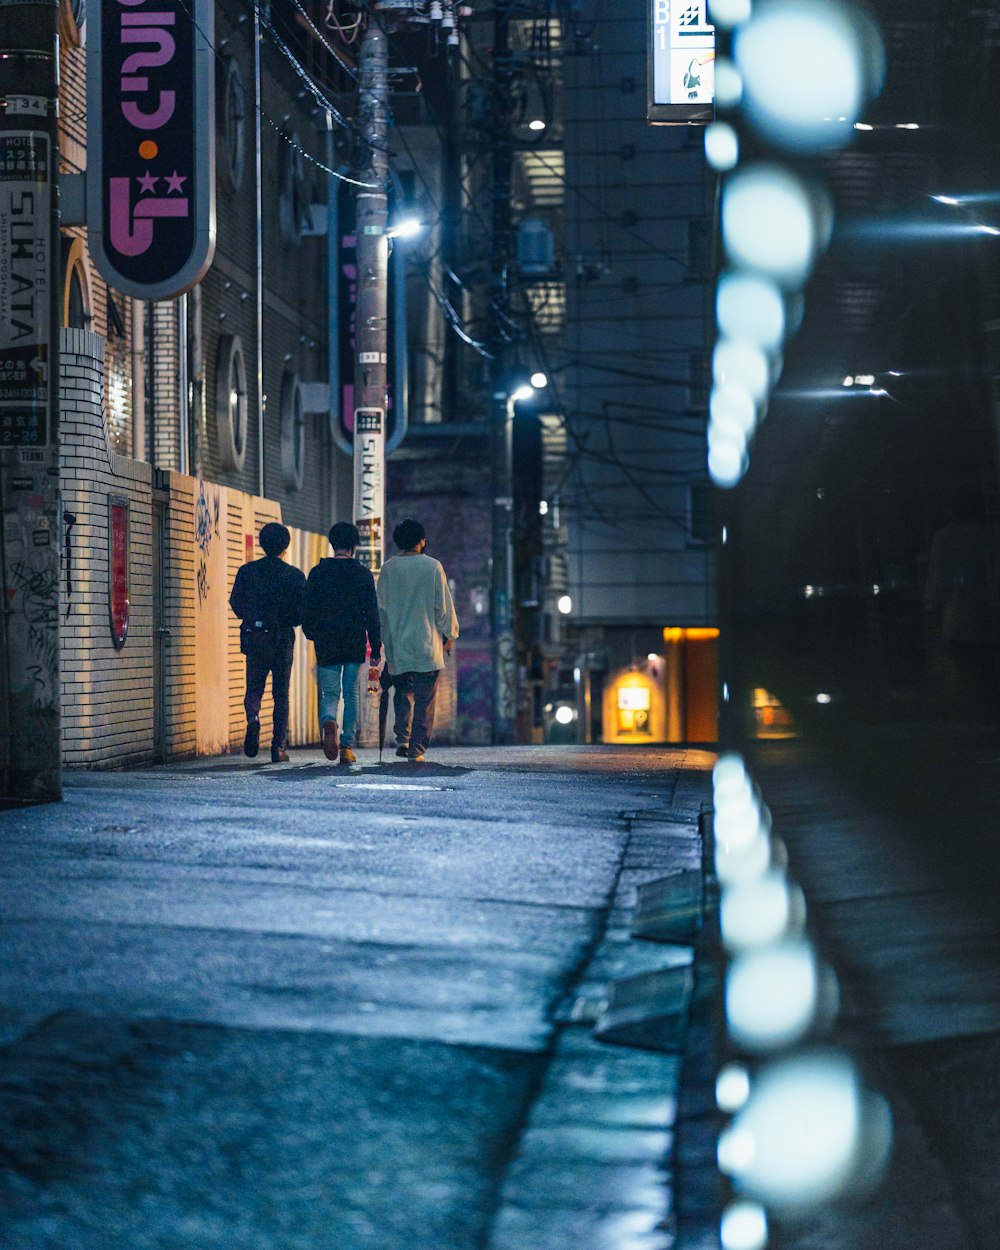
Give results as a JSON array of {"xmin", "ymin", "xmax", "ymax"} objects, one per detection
[{"xmin": 88, "ymin": 0, "xmax": 215, "ymax": 298}]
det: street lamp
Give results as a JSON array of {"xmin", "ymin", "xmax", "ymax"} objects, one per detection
[
  {"xmin": 491, "ymin": 376, "xmax": 543, "ymax": 743},
  {"xmin": 386, "ymin": 217, "xmax": 424, "ymax": 239}
]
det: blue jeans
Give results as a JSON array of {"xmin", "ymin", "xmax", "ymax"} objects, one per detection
[{"xmin": 317, "ymin": 662, "xmax": 361, "ymax": 745}]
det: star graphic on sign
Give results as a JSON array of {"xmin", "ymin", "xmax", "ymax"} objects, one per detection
[
  {"xmin": 137, "ymin": 170, "xmax": 158, "ymax": 194},
  {"xmin": 164, "ymin": 171, "xmax": 187, "ymax": 194}
]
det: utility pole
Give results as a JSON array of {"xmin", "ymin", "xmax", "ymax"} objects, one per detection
[
  {"xmin": 353, "ymin": 9, "xmax": 391, "ymax": 573},
  {"xmin": 489, "ymin": 0, "xmax": 516, "ymax": 743},
  {"xmin": 0, "ymin": 0, "xmax": 62, "ymax": 804}
]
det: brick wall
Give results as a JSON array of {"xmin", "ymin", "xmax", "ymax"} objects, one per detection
[{"xmin": 60, "ymin": 329, "xmax": 155, "ymax": 767}]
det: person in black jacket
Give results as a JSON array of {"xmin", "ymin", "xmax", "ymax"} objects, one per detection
[
  {"xmin": 301, "ymin": 521, "xmax": 381, "ymax": 765},
  {"xmin": 229, "ymin": 522, "xmax": 305, "ymax": 763}
]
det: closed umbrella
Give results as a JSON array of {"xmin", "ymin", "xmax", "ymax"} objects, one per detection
[{"xmin": 378, "ymin": 666, "xmax": 393, "ymax": 763}]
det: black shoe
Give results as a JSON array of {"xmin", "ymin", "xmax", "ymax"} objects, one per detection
[
  {"xmin": 244, "ymin": 720, "xmax": 260, "ymax": 758},
  {"xmin": 395, "ymin": 745, "xmax": 409, "ymax": 758},
  {"xmin": 271, "ymin": 745, "xmax": 289, "ymax": 764}
]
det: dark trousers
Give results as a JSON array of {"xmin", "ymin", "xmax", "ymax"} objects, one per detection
[
  {"xmin": 244, "ymin": 644, "xmax": 294, "ymax": 748},
  {"xmin": 393, "ymin": 670, "xmax": 440, "ymax": 757}
]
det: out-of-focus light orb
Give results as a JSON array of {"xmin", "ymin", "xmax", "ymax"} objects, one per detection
[
  {"xmin": 530, "ymin": 371, "xmax": 548, "ymax": 388},
  {"xmin": 722, "ymin": 164, "xmax": 817, "ymax": 287},
  {"xmin": 711, "ymin": 384, "xmax": 757, "ymax": 436},
  {"xmin": 714, "ymin": 338, "xmax": 770, "ymax": 403},
  {"xmin": 719, "ymin": 1052, "xmax": 891, "ymax": 1209},
  {"xmin": 734, "ymin": 0, "xmax": 885, "ymax": 151},
  {"xmin": 721, "ymin": 870, "xmax": 805, "ymax": 951},
  {"xmin": 554, "ymin": 703, "xmax": 576, "ymax": 725},
  {"xmin": 706, "ymin": 121, "xmax": 740, "ymax": 171},
  {"xmin": 557, "ymin": 594, "xmax": 572, "ymax": 614},
  {"xmin": 714, "ymin": 57, "xmax": 744, "ymax": 108},
  {"xmin": 716, "ymin": 1063, "xmax": 752, "ymax": 1112},
  {"xmin": 717, "ymin": 271, "xmax": 786, "ymax": 352},
  {"xmin": 714, "ymin": 752, "xmax": 748, "ymax": 794},
  {"xmin": 708, "ymin": 438, "xmax": 749, "ymax": 489},
  {"xmin": 714, "ymin": 801, "xmax": 762, "ymax": 851},
  {"xmin": 708, "ymin": 419, "xmax": 749, "ymax": 457},
  {"xmin": 725, "ymin": 939, "xmax": 821, "ymax": 1049},
  {"xmin": 720, "ymin": 1200, "xmax": 768, "ymax": 1250},
  {"xmin": 715, "ymin": 826, "xmax": 771, "ymax": 885},
  {"xmin": 816, "ymin": 692, "xmax": 832, "ymax": 704},
  {"xmin": 709, "ymin": 0, "xmax": 752, "ymax": 28}
]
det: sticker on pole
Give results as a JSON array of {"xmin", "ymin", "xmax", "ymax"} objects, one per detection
[{"xmin": 353, "ymin": 407, "xmax": 384, "ymax": 572}]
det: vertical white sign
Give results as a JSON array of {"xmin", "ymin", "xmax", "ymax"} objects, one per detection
[{"xmin": 353, "ymin": 406, "xmax": 384, "ymax": 571}]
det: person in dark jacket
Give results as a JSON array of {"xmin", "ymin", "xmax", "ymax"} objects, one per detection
[
  {"xmin": 301, "ymin": 521, "xmax": 381, "ymax": 765},
  {"xmin": 229, "ymin": 522, "xmax": 305, "ymax": 763}
]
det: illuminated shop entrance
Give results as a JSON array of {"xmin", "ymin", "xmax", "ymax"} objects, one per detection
[{"xmin": 602, "ymin": 627, "xmax": 719, "ymax": 745}]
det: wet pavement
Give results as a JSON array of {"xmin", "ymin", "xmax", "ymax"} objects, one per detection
[{"xmin": 0, "ymin": 745, "xmax": 714, "ymax": 1250}]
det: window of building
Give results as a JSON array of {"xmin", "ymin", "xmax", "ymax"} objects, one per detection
[
  {"xmin": 63, "ymin": 241, "xmax": 92, "ymax": 329},
  {"xmin": 215, "ymin": 335, "xmax": 248, "ymax": 469},
  {"xmin": 280, "ymin": 371, "xmax": 305, "ymax": 490},
  {"xmin": 219, "ymin": 56, "xmax": 246, "ymax": 191},
  {"xmin": 278, "ymin": 134, "xmax": 311, "ymax": 246}
]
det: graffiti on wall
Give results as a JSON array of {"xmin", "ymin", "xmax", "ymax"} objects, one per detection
[{"xmin": 194, "ymin": 478, "xmax": 220, "ymax": 605}]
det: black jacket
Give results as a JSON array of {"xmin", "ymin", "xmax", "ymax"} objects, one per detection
[
  {"xmin": 301, "ymin": 557, "xmax": 381, "ymax": 665},
  {"xmin": 229, "ymin": 556, "xmax": 305, "ymax": 649}
]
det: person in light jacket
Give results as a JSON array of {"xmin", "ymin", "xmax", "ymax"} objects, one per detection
[{"xmin": 376, "ymin": 518, "xmax": 459, "ymax": 763}]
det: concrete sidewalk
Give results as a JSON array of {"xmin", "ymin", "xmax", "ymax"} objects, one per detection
[{"xmin": 0, "ymin": 745, "xmax": 715, "ymax": 1250}]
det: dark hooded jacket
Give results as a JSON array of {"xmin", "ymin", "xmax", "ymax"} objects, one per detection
[{"xmin": 301, "ymin": 557, "xmax": 381, "ymax": 665}]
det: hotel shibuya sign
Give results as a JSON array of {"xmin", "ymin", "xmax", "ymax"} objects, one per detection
[{"xmin": 87, "ymin": 0, "xmax": 215, "ymax": 298}]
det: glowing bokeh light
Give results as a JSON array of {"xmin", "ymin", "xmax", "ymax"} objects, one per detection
[
  {"xmin": 717, "ymin": 271, "xmax": 786, "ymax": 351},
  {"xmin": 706, "ymin": 122, "xmax": 740, "ymax": 171},
  {"xmin": 734, "ymin": 0, "xmax": 884, "ymax": 151},
  {"xmin": 716, "ymin": 1063, "xmax": 752, "ymax": 1112},
  {"xmin": 721, "ymin": 871, "xmax": 805, "ymax": 951},
  {"xmin": 711, "ymin": 384, "xmax": 758, "ymax": 435},
  {"xmin": 713, "ymin": 338, "xmax": 770, "ymax": 402},
  {"xmin": 725, "ymin": 939, "xmax": 821, "ymax": 1049},
  {"xmin": 720, "ymin": 1200, "xmax": 768, "ymax": 1250},
  {"xmin": 718, "ymin": 1052, "xmax": 890, "ymax": 1208},
  {"xmin": 709, "ymin": 0, "xmax": 752, "ymax": 28},
  {"xmin": 722, "ymin": 164, "xmax": 817, "ymax": 287},
  {"xmin": 714, "ymin": 57, "xmax": 744, "ymax": 108}
]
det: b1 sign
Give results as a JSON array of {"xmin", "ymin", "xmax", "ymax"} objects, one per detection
[
  {"xmin": 87, "ymin": 0, "xmax": 215, "ymax": 298},
  {"xmin": 648, "ymin": 0, "xmax": 715, "ymax": 124}
]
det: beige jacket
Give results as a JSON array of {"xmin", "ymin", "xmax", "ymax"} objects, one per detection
[{"xmin": 377, "ymin": 552, "xmax": 459, "ymax": 674}]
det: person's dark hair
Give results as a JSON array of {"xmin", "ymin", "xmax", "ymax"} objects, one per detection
[
  {"xmin": 260, "ymin": 522, "xmax": 291, "ymax": 556},
  {"xmin": 393, "ymin": 518, "xmax": 425, "ymax": 550},
  {"xmin": 329, "ymin": 521, "xmax": 360, "ymax": 551}
]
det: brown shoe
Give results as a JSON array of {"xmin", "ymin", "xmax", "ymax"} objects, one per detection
[
  {"xmin": 322, "ymin": 719, "xmax": 339, "ymax": 761},
  {"xmin": 339, "ymin": 746, "xmax": 357, "ymax": 765},
  {"xmin": 271, "ymin": 745, "xmax": 289, "ymax": 764}
]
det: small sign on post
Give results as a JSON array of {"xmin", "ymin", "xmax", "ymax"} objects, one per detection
[{"xmin": 648, "ymin": 0, "xmax": 715, "ymax": 125}]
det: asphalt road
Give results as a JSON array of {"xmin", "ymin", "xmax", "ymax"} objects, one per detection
[{"xmin": 0, "ymin": 745, "xmax": 713, "ymax": 1250}]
